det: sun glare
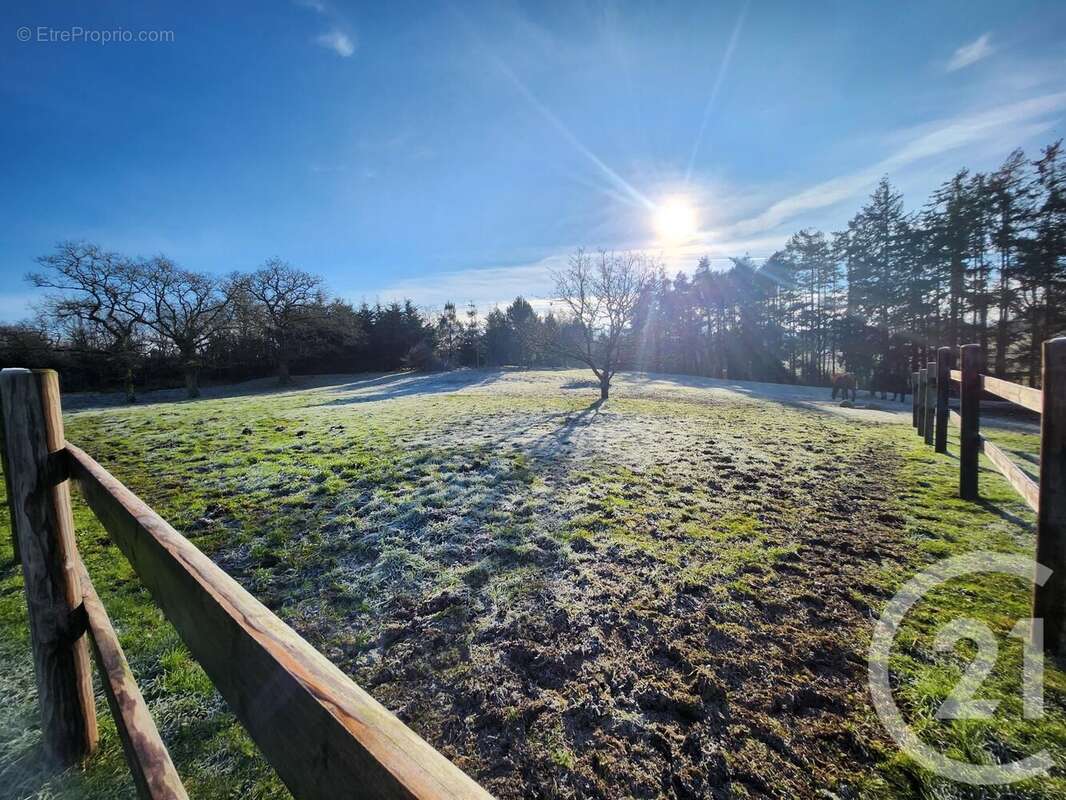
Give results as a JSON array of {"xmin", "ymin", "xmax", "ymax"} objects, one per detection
[{"xmin": 653, "ymin": 198, "xmax": 698, "ymax": 244}]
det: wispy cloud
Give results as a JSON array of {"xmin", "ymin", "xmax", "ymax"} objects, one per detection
[
  {"xmin": 316, "ymin": 29, "xmax": 355, "ymax": 58},
  {"xmin": 947, "ymin": 33, "xmax": 994, "ymax": 72},
  {"xmin": 363, "ymin": 228, "xmax": 791, "ymax": 314},
  {"xmin": 295, "ymin": 0, "xmax": 356, "ymax": 58},
  {"xmin": 364, "ymin": 258, "xmax": 564, "ymax": 313},
  {"xmin": 725, "ymin": 91, "xmax": 1066, "ymax": 238}
]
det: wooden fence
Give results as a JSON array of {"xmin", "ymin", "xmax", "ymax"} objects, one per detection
[
  {"xmin": 0, "ymin": 368, "xmax": 493, "ymax": 799},
  {"xmin": 909, "ymin": 338, "xmax": 1066, "ymax": 660}
]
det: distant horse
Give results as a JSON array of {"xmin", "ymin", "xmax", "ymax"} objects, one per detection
[
  {"xmin": 870, "ymin": 367, "xmax": 909, "ymax": 402},
  {"xmin": 831, "ymin": 373, "xmax": 857, "ymax": 402}
]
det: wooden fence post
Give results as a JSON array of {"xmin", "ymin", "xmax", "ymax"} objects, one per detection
[
  {"xmin": 1034, "ymin": 337, "xmax": 1066, "ymax": 660},
  {"xmin": 912, "ymin": 371, "xmax": 920, "ymax": 429},
  {"xmin": 2, "ymin": 443, "xmax": 17, "ymax": 562},
  {"xmin": 935, "ymin": 347, "xmax": 953, "ymax": 454},
  {"xmin": 959, "ymin": 344, "xmax": 982, "ymax": 501},
  {"xmin": 924, "ymin": 361, "xmax": 936, "ymax": 446},
  {"xmin": 0, "ymin": 369, "xmax": 97, "ymax": 764},
  {"xmin": 917, "ymin": 368, "xmax": 928, "ymax": 437}
]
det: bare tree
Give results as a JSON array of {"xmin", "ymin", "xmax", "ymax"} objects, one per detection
[
  {"xmin": 141, "ymin": 258, "xmax": 232, "ymax": 398},
  {"xmin": 29, "ymin": 242, "xmax": 145, "ymax": 402},
  {"xmin": 551, "ymin": 249, "xmax": 654, "ymax": 400},
  {"xmin": 242, "ymin": 259, "xmax": 324, "ymax": 384}
]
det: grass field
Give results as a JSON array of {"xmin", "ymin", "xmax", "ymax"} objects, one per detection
[{"xmin": 0, "ymin": 369, "xmax": 1063, "ymax": 799}]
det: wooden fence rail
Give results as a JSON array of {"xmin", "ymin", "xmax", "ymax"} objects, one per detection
[
  {"xmin": 912, "ymin": 338, "xmax": 1066, "ymax": 660},
  {"xmin": 0, "ymin": 368, "xmax": 493, "ymax": 799},
  {"xmin": 76, "ymin": 559, "xmax": 188, "ymax": 800}
]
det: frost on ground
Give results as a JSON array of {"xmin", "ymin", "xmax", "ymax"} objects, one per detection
[
  {"xmin": 2, "ymin": 369, "xmax": 1059, "ymax": 799},
  {"xmin": 312, "ymin": 374, "xmax": 909, "ymax": 798}
]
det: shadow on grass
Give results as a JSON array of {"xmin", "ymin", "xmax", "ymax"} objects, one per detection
[
  {"xmin": 975, "ymin": 497, "xmax": 1033, "ymax": 530},
  {"xmin": 318, "ymin": 369, "xmax": 507, "ymax": 406},
  {"xmin": 62, "ymin": 371, "xmax": 402, "ymax": 412}
]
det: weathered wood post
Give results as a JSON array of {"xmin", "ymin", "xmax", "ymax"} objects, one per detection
[
  {"xmin": 912, "ymin": 371, "xmax": 920, "ymax": 429},
  {"xmin": 959, "ymin": 344, "xmax": 982, "ymax": 501},
  {"xmin": 2, "ymin": 442, "xmax": 17, "ymax": 562},
  {"xmin": 924, "ymin": 361, "xmax": 936, "ymax": 446},
  {"xmin": 1034, "ymin": 337, "xmax": 1066, "ymax": 660},
  {"xmin": 917, "ymin": 368, "xmax": 928, "ymax": 437},
  {"xmin": 935, "ymin": 347, "xmax": 953, "ymax": 454},
  {"xmin": 0, "ymin": 369, "xmax": 97, "ymax": 764}
]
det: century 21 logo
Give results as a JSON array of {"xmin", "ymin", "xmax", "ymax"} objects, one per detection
[{"xmin": 868, "ymin": 552, "xmax": 1053, "ymax": 785}]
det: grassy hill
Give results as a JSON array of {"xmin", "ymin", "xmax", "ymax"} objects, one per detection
[{"xmin": 0, "ymin": 369, "xmax": 1062, "ymax": 799}]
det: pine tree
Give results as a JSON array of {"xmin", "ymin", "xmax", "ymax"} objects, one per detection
[
  {"xmin": 988, "ymin": 150, "xmax": 1030, "ymax": 376},
  {"xmin": 1019, "ymin": 140, "xmax": 1066, "ymax": 383}
]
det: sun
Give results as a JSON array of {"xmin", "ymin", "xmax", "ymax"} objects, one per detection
[{"xmin": 652, "ymin": 198, "xmax": 699, "ymax": 243}]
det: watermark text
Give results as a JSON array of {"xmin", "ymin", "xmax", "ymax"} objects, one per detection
[{"xmin": 17, "ymin": 26, "xmax": 175, "ymax": 45}]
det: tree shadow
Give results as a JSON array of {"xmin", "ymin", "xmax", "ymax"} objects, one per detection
[
  {"xmin": 560, "ymin": 378, "xmax": 599, "ymax": 390},
  {"xmin": 522, "ymin": 398, "xmax": 604, "ymax": 461},
  {"xmin": 61, "ymin": 371, "xmax": 402, "ymax": 412},
  {"xmin": 317, "ymin": 369, "xmax": 506, "ymax": 406}
]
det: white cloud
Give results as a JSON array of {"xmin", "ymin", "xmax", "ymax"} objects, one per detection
[
  {"xmin": 359, "ymin": 257, "xmax": 565, "ymax": 314},
  {"xmin": 294, "ymin": 0, "xmax": 328, "ymax": 14},
  {"xmin": 947, "ymin": 33, "xmax": 994, "ymax": 72},
  {"xmin": 296, "ymin": 0, "xmax": 355, "ymax": 58},
  {"xmin": 725, "ymin": 91, "xmax": 1066, "ymax": 238},
  {"xmin": 316, "ymin": 29, "xmax": 355, "ymax": 58}
]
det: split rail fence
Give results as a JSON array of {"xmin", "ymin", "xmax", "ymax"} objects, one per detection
[
  {"xmin": 910, "ymin": 337, "xmax": 1066, "ymax": 660},
  {"xmin": 0, "ymin": 368, "xmax": 493, "ymax": 799}
]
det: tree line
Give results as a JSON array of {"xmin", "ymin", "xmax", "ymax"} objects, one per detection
[
  {"xmin": 0, "ymin": 241, "xmax": 582, "ymax": 401},
  {"xmin": 1, "ymin": 139, "xmax": 1062, "ymax": 400},
  {"xmin": 0, "ymin": 245, "xmax": 434, "ymax": 401},
  {"xmin": 628, "ymin": 140, "xmax": 1065, "ymax": 391}
]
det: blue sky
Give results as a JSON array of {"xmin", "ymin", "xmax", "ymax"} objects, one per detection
[{"xmin": 2, "ymin": 1, "xmax": 1065, "ymax": 320}]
